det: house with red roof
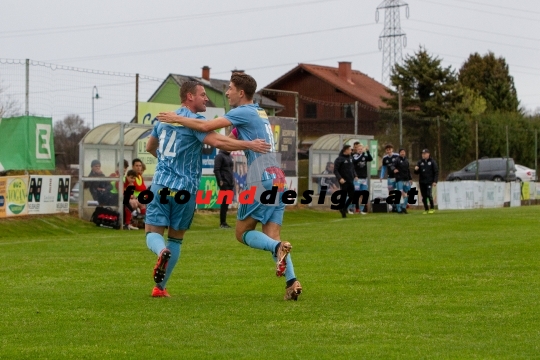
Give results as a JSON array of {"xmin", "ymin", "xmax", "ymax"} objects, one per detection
[{"xmin": 263, "ymin": 62, "xmax": 390, "ymax": 147}]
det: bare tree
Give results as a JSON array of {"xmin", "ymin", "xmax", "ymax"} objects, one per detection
[
  {"xmin": 54, "ymin": 114, "xmax": 90, "ymax": 169},
  {"xmin": 0, "ymin": 79, "xmax": 21, "ymax": 118}
]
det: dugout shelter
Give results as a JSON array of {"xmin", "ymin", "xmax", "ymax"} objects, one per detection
[
  {"xmin": 79, "ymin": 122, "xmax": 152, "ymax": 224},
  {"xmin": 309, "ymin": 134, "xmax": 376, "ymax": 207}
]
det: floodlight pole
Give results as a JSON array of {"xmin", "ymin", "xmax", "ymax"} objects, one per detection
[
  {"xmin": 398, "ymin": 85, "xmax": 402, "ymax": 147},
  {"xmin": 92, "ymin": 86, "xmax": 99, "ymax": 128},
  {"xmin": 475, "ymin": 120, "xmax": 479, "ymax": 181},
  {"xmin": 534, "ymin": 129, "xmax": 538, "ymax": 181}
]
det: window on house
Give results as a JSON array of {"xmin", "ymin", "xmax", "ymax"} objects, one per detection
[
  {"xmin": 343, "ymin": 104, "xmax": 354, "ymax": 119},
  {"xmin": 305, "ymin": 103, "xmax": 317, "ymax": 118}
]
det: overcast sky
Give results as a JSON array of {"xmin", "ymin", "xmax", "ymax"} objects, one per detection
[{"xmin": 2, "ymin": 0, "xmax": 539, "ymax": 119}]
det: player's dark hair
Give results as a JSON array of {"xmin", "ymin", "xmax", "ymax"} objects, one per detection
[
  {"xmin": 118, "ymin": 159, "xmax": 129, "ymax": 169},
  {"xmin": 132, "ymin": 158, "xmax": 143, "ymax": 166},
  {"xmin": 385, "ymin": 143, "xmax": 393, "ymax": 150},
  {"xmin": 180, "ymin": 80, "xmax": 204, "ymax": 103},
  {"xmin": 353, "ymin": 141, "xmax": 360, "ymax": 146},
  {"xmin": 341, "ymin": 144, "xmax": 351, "ymax": 153},
  {"xmin": 230, "ymin": 73, "xmax": 257, "ymax": 100},
  {"xmin": 126, "ymin": 169, "xmax": 137, "ymax": 178}
]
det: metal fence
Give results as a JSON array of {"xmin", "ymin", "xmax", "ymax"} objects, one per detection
[{"xmin": 0, "ymin": 58, "xmax": 164, "ymax": 127}]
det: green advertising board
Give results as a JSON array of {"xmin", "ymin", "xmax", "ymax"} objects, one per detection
[
  {"xmin": 0, "ymin": 116, "xmax": 55, "ymax": 171},
  {"xmin": 197, "ymin": 175, "xmax": 220, "ymax": 210}
]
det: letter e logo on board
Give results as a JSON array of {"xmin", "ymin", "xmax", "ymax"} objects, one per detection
[{"xmin": 36, "ymin": 124, "xmax": 51, "ymax": 160}]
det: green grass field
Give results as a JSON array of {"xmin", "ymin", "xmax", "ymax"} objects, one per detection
[{"xmin": 1, "ymin": 207, "xmax": 539, "ymax": 359}]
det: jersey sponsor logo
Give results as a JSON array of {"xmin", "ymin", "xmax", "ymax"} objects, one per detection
[{"xmin": 257, "ymin": 109, "xmax": 268, "ymax": 119}]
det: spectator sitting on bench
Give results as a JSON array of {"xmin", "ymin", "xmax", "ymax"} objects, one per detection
[
  {"xmin": 320, "ymin": 162, "xmax": 339, "ymax": 195},
  {"xmin": 85, "ymin": 159, "xmax": 112, "ymax": 205}
]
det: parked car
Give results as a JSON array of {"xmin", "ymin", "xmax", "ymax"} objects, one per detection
[
  {"xmin": 446, "ymin": 158, "xmax": 517, "ymax": 182},
  {"xmin": 70, "ymin": 181, "xmax": 80, "ymax": 203},
  {"xmin": 515, "ymin": 164, "xmax": 537, "ymax": 182}
]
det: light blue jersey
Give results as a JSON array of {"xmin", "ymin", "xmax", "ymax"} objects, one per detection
[
  {"xmin": 225, "ymin": 103, "xmax": 286, "ymax": 224},
  {"xmin": 225, "ymin": 104, "xmax": 282, "ymax": 185},
  {"xmin": 150, "ymin": 107, "xmax": 208, "ymax": 193},
  {"xmin": 224, "ymin": 104, "xmax": 275, "ymax": 166}
]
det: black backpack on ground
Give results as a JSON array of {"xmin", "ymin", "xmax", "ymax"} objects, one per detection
[{"xmin": 90, "ymin": 206, "xmax": 121, "ymax": 229}]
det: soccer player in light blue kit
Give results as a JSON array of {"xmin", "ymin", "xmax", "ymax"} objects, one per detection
[
  {"xmin": 144, "ymin": 80, "xmax": 270, "ymax": 297},
  {"xmin": 157, "ymin": 73, "xmax": 302, "ymax": 301}
]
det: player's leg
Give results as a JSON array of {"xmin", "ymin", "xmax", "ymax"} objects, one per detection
[
  {"xmin": 144, "ymin": 185, "xmax": 174, "ymax": 294},
  {"xmin": 264, "ymin": 205, "xmax": 301, "ymax": 300},
  {"xmin": 402, "ymin": 182, "xmax": 411, "ymax": 213},
  {"xmin": 236, "ymin": 217, "xmax": 280, "ymax": 251},
  {"xmin": 395, "ymin": 181, "xmax": 404, "ymax": 213},
  {"xmin": 236, "ymin": 203, "xmax": 291, "ymax": 276},
  {"xmin": 427, "ymin": 185, "xmax": 435, "ymax": 213},
  {"xmin": 420, "ymin": 184, "xmax": 429, "ymax": 213},
  {"xmin": 155, "ymin": 190, "xmax": 196, "ymax": 292},
  {"xmin": 359, "ymin": 181, "xmax": 368, "ymax": 214}
]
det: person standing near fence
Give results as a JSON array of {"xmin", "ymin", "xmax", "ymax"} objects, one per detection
[
  {"xmin": 334, "ymin": 144, "xmax": 358, "ymax": 218},
  {"xmin": 414, "ymin": 148, "xmax": 438, "ymax": 214},
  {"xmin": 214, "ymin": 149, "xmax": 234, "ymax": 229},
  {"xmin": 392, "ymin": 148, "xmax": 412, "ymax": 214},
  {"xmin": 352, "ymin": 142, "xmax": 373, "ymax": 214},
  {"xmin": 380, "ymin": 144, "xmax": 399, "ymax": 211}
]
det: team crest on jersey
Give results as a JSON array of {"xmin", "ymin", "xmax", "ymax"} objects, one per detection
[
  {"xmin": 257, "ymin": 109, "xmax": 268, "ymax": 119},
  {"xmin": 428, "ymin": 161, "xmax": 431, "ymax": 165}
]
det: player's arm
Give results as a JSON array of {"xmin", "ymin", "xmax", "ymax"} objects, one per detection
[
  {"xmin": 157, "ymin": 112, "xmax": 232, "ymax": 133},
  {"xmin": 203, "ymin": 132, "xmax": 270, "ymax": 153},
  {"xmin": 146, "ymin": 135, "xmax": 159, "ymax": 157},
  {"xmin": 380, "ymin": 163, "xmax": 386, "ymax": 179}
]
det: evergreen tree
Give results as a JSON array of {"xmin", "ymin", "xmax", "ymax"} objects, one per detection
[{"xmin": 458, "ymin": 52, "xmax": 519, "ymax": 113}]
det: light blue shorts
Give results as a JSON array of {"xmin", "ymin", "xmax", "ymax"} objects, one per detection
[
  {"xmin": 145, "ymin": 185, "xmax": 196, "ymax": 231},
  {"xmin": 237, "ymin": 201, "xmax": 285, "ymax": 226},
  {"xmin": 387, "ymin": 178, "xmax": 396, "ymax": 191}
]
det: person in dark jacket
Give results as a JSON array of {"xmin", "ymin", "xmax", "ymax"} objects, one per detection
[
  {"xmin": 214, "ymin": 149, "xmax": 234, "ymax": 228},
  {"xmin": 391, "ymin": 148, "xmax": 412, "ymax": 214},
  {"xmin": 414, "ymin": 148, "xmax": 439, "ymax": 214},
  {"xmin": 334, "ymin": 144, "xmax": 358, "ymax": 218},
  {"xmin": 85, "ymin": 159, "xmax": 112, "ymax": 205},
  {"xmin": 352, "ymin": 142, "xmax": 373, "ymax": 214}
]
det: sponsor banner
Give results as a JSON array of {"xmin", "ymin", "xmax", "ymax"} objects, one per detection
[
  {"xmin": 371, "ymin": 179, "xmax": 389, "ymax": 201},
  {"xmin": 269, "ymin": 117, "xmax": 297, "ymax": 177},
  {"xmin": 137, "ymin": 102, "xmax": 225, "ymax": 175},
  {"xmin": 0, "ymin": 175, "xmax": 29, "ymax": 218},
  {"xmin": 285, "ymin": 177, "xmax": 298, "ymax": 206},
  {"xmin": 0, "ymin": 116, "xmax": 55, "ymax": 171},
  {"xmin": 197, "ymin": 175, "xmax": 220, "ymax": 210},
  {"xmin": 521, "ymin": 182, "xmax": 530, "ymax": 200},
  {"xmin": 136, "ymin": 137, "xmax": 158, "ymax": 175},
  {"xmin": 438, "ymin": 181, "xmax": 509, "ymax": 210},
  {"xmin": 28, "ymin": 175, "xmax": 70, "ymax": 215},
  {"xmin": 510, "ymin": 182, "xmax": 521, "ymax": 207}
]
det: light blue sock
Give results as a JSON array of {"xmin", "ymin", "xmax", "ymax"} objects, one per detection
[
  {"xmin": 159, "ymin": 238, "xmax": 182, "ymax": 290},
  {"xmin": 146, "ymin": 232, "xmax": 166, "ymax": 255},
  {"xmin": 272, "ymin": 253, "xmax": 296, "ymax": 282},
  {"xmin": 243, "ymin": 231, "xmax": 279, "ymax": 252},
  {"xmin": 402, "ymin": 196, "xmax": 408, "ymax": 211},
  {"xmin": 360, "ymin": 204, "xmax": 365, "ymax": 212}
]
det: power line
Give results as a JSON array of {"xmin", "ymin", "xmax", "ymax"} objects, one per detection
[
  {"xmin": 212, "ymin": 51, "xmax": 380, "ymax": 76},
  {"xmin": 416, "ymin": 0, "xmax": 539, "ymax": 23},
  {"xmin": 452, "ymin": 0, "xmax": 540, "ymax": 16},
  {"xmin": 47, "ymin": 22, "xmax": 377, "ymax": 63},
  {"xmin": 409, "ymin": 19, "xmax": 540, "ymax": 43},
  {"xmin": 0, "ymin": 0, "xmax": 342, "ymax": 39},
  {"xmin": 407, "ymin": 27, "xmax": 540, "ymax": 53},
  {"xmin": 429, "ymin": 52, "xmax": 540, "ymax": 73},
  {"xmin": 423, "ymin": 53, "xmax": 540, "ymax": 77}
]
